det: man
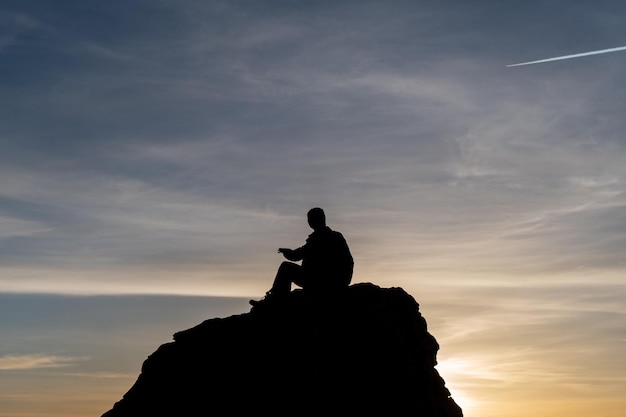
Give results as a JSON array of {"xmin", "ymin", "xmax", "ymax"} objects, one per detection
[{"xmin": 250, "ymin": 207, "xmax": 353, "ymax": 306}]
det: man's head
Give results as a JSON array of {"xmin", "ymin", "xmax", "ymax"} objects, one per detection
[{"xmin": 307, "ymin": 207, "xmax": 326, "ymax": 231}]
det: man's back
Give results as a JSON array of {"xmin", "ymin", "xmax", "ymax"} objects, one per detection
[{"xmin": 302, "ymin": 226, "xmax": 353, "ymax": 288}]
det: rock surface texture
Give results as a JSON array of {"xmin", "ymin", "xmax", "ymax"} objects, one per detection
[{"xmin": 102, "ymin": 282, "xmax": 463, "ymax": 416}]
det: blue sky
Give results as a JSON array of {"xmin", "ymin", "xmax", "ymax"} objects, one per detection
[{"xmin": 1, "ymin": 1, "xmax": 626, "ymax": 416}]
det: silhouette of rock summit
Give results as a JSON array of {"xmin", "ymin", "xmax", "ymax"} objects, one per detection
[{"xmin": 101, "ymin": 282, "xmax": 463, "ymax": 416}]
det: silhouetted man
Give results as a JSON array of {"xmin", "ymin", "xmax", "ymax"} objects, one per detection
[{"xmin": 250, "ymin": 207, "xmax": 353, "ymax": 306}]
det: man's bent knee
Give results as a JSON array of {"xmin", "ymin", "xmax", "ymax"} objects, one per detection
[
  {"xmin": 278, "ymin": 261, "xmax": 301, "ymax": 274},
  {"xmin": 271, "ymin": 262, "xmax": 303, "ymax": 295}
]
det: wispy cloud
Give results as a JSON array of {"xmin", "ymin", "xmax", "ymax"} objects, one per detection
[
  {"xmin": 0, "ymin": 354, "xmax": 85, "ymax": 370},
  {"xmin": 64, "ymin": 371, "xmax": 135, "ymax": 379},
  {"xmin": 0, "ymin": 11, "xmax": 40, "ymax": 52},
  {"xmin": 1, "ymin": 3, "xmax": 625, "ymax": 417}
]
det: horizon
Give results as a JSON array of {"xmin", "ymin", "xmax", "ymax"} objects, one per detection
[{"xmin": 2, "ymin": 1, "xmax": 626, "ymax": 416}]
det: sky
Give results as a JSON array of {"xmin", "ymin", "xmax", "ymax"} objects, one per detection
[{"xmin": 1, "ymin": 1, "xmax": 625, "ymax": 416}]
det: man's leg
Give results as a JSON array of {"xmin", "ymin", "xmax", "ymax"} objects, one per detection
[
  {"xmin": 249, "ymin": 262, "xmax": 304, "ymax": 306},
  {"xmin": 269, "ymin": 261, "xmax": 302, "ymax": 296}
]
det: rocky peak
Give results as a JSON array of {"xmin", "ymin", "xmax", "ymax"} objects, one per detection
[{"xmin": 102, "ymin": 282, "xmax": 463, "ymax": 416}]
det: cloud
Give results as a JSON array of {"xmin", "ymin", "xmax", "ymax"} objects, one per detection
[
  {"xmin": 0, "ymin": 215, "xmax": 51, "ymax": 238},
  {"xmin": 1, "ymin": 0, "xmax": 625, "ymax": 297},
  {"xmin": 0, "ymin": 11, "xmax": 40, "ymax": 52},
  {"xmin": 64, "ymin": 371, "xmax": 135, "ymax": 379},
  {"xmin": 0, "ymin": 354, "xmax": 85, "ymax": 371}
]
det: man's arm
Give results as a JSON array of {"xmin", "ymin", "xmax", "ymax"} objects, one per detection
[{"xmin": 278, "ymin": 247, "xmax": 304, "ymax": 261}]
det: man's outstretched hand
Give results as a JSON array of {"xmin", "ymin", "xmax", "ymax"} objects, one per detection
[{"xmin": 278, "ymin": 248, "xmax": 298, "ymax": 261}]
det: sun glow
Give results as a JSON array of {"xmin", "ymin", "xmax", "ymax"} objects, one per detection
[{"xmin": 436, "ymin": 358, "xmax": 480, "ymax": 415}]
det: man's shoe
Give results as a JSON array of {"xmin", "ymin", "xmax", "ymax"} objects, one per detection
[{"xmin": 249, "ymin": 291, "xmax": 272, "ymax": 307}]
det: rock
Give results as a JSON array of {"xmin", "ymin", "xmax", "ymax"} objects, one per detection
[{"xmin": 102, "ymin": 282, "xmax": 463, "ymax": 416}]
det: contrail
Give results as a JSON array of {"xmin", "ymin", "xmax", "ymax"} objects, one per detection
[{"xmin": 507, "ymin": 45, "xmax": 626, "ymax": 67}]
